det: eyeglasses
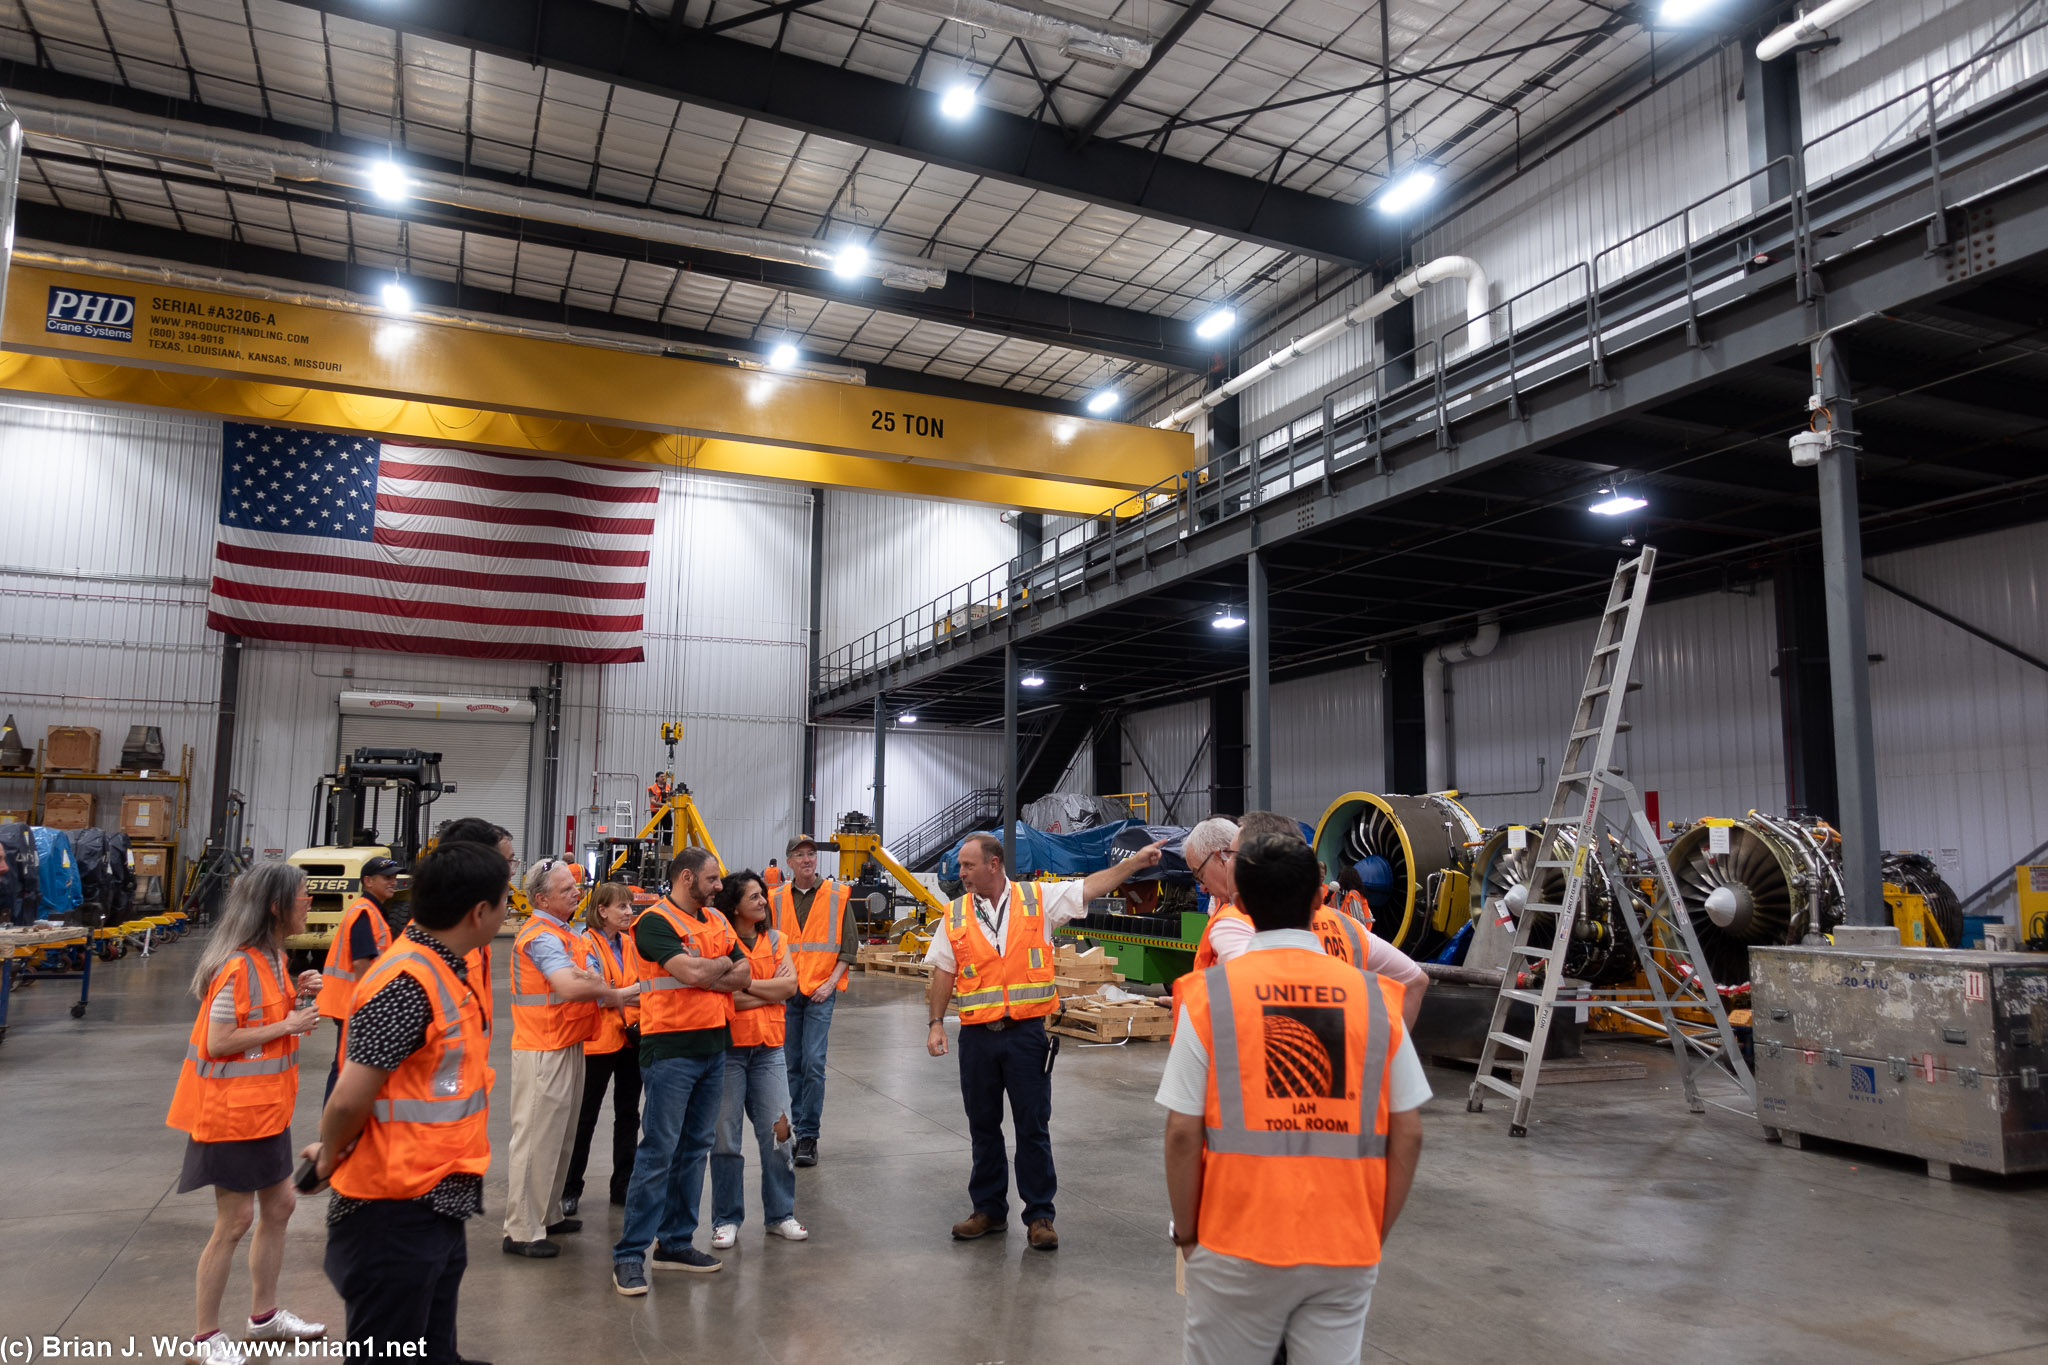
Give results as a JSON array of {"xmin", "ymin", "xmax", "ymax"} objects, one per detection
[{"xmin": 1192, "ymin": 847, "xmax": 1236, "ymax": 877}]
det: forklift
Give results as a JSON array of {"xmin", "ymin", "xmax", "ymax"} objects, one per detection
[{"xmin": 284, "ymin": 747, "xmax": 455, "ymax": 966}]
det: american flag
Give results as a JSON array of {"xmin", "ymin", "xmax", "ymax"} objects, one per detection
[{"xmin": 205, "ymin": 423, "xmax": 659, "ymax": 663}]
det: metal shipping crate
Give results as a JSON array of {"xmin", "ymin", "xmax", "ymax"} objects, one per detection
[{"xmin": 1752, "ymin": 944, "xmax": 2048, "ymax": 1178}]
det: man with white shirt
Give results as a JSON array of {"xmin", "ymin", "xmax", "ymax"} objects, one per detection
[
  {"xmin": 925, "ymin": 831, "xmax": 1164, "ymax": 1250},
  {"xmin": 1159, "ymin": 831, "xmax": 1428, "ymax": 1365}
]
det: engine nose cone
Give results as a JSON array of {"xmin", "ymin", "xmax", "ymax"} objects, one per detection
[
  {"xmin": 1703, "ymin": 883, "xmax": 1756, "ymax": 935},
  {"xmin": 1504, "ymin": 882, "xmax": 1529, "ymax": 916}
]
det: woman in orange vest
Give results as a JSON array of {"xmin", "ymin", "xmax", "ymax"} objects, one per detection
[
  {"xmin": 564, "ymin": 882, "xmax": 644, "ymax": 1215},
  {"xmin": 709, "ymin": 870, "xmax": 807, "ymax": 1246},
  {"xmin": 318, "ymin": 856, "xmax": 401, "ymax": 1101},
  {"xmin": 166, "ymin": 862, "xmax": 329, "ymax": 1363}
]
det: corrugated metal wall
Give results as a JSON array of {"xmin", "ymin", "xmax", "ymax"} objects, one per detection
[
  {"xmin": 1448, "ymin": 587, "xmax": 1785, "ymax": 832},
  {"xmin": 812, "ymin": 724, "xmax": 1002, "ymax": 846},
  {"xmin": 0, "ymin": 397, "xmax": 225, "ymax": 857},
  {"xmin": 819, "ymin": 490, "xmax": 1015, "ymax": 655},
  {"xmin": 1270, "ymin": 664, "xmax": 1386, "ymax": 828},
  {"xmin": 1123, "ymin": 698, "xmax": 1213, "ymax": 825},
  {"xmin": 1867, "ymin": 521, "xmax": 2048, "ymax": 914},
  {"xmin": 1800, "ymin": 0, "xmax": 2048, "ymax": 183}
]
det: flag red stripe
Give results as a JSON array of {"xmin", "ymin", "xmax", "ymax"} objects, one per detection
[
  {"xmin": 214, "ymin": 541, "xmax": 647, "ymax": 600},
  {"xmin": 210, "ymin": 577, "xmax": 644, "ymax": 632},
  {"xmin": 372, "ymin": 526, "xmax": 650, "ymax": 567},
  {"xmin": 375, "ymin": 492, "xmax": 654, "ymax": 536},
  {"xmin": 376, "ymin": 458, "xmax": 659, "ymax": 504},
  {"xmin": 206, "ymin": 611, "xmax": 644, "ymax": 664}
]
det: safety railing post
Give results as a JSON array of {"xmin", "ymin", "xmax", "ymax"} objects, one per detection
[
  {"xmin": 1433, "ymin": 344, "xmax": 1451, "ymax": 451},
  {"xmin": 1321, "ymin": 394, "xmax": 1336, "ymax": 495},
  {"xmin": 1925, "ymin": 81, "xmax": 1950, "ymax": 251},
  {"xmin": 1682, "ymin": 210, "xmax": 1703, "ymax": 349}
]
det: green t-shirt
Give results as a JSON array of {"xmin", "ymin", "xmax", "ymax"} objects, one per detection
[{"xmin": 633, "ymin": 905, "xmax": 733, "ymax": 1062}]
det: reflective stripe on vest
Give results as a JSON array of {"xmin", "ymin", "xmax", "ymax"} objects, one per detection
[
  {"xmin": 1318, "ymin": 907, "xmax": 1365, "ymax": 967},
  {"xmin": 943, "ymin": 881, "xmax": 1057, "ymax": 1023},
  {"xmin": 773, "ymin": 881, "xmax": 851, "ymax": 993},
  {"xmin": 182, "ymin": 1043, "xmax": 297, "ymax": 1079},
  {"xmin": 1202, "ymin": 962, "xmax": 1390, "ymax": 1159},
  {"xmin": 374, "ymin": 1090, "xmax": 491, "ymax": 1124}
]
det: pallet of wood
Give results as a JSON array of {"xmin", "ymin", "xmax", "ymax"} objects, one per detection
[
  {"xmin": 1056, "ymin": 944, "xmax": 1121, "ymax": 981},
  {"xmin": 855, "ymin": 943, "xmax": 898, "ymax": 971},
  {"xmin": 865, "ymin": 951, "xmax": 934, "ymax": 979},
  {"xmin": 1051, "ymin": 996, "xmax": 1173, "ymax": 1043}
]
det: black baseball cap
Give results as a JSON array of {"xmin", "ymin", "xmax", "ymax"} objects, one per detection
[{"xmin": 361, "ymin": 856, "xmax": 403, "ymax": 878}]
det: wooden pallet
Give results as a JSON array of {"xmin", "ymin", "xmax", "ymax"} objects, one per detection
[
  {"xmin": 866, "ymin": 953, "xmax": 934, "ymax": 979},
  {"xmin": 1051, "ymin": 998, "xmax": 1173, "ymax": 1043},
  {"xmin": 1054, "ymin": 945, "xmax": 1122, "ymax": 983}
]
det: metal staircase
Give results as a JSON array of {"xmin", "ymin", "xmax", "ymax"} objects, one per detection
[
  {"xmin": 892, "ymin": 787, "xmax": 1004, "ymax": 872},
  {"xmin": 1465, "ymin": 548, "xmax": 1756, "ymax": 1135}
]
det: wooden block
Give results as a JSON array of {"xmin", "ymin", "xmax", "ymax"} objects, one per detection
[{"xmin": 1052, "ymin": 998, "xmax": 1173, "ymax": 1042}]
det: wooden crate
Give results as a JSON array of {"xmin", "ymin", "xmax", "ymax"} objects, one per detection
[
  {"xmin": 41, "ymin": 791, "xmax": 94, "ymax": 830},
  {"xmin": 131, "ymin": 845, "xmax": 171, "ymax": 879},
  {"xmin": 1055, "ymin": 972, "xmax": 1126, "ymax": 993},
  {"xmin": 1051, "ymin": 998, "xmax": 1173, "ymax": 1043},
  {"xmin": 0, "ymin": 809, "xmax": 27, "ymax": 826},
  {"xmin": 44, "ymin": 726, "xmax": 101, "ymax": 772},
  {"xmin": 120, "ymin": 794, "xmax": 174, "ymax": 839},
  {"xmin": 1055, "ymin": 944, "xmax": 1121, "ymax": 982}
]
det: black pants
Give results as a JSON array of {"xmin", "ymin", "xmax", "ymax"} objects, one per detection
[
  {"xmin": 957, "ymin": 1017, "xmax": 1056, "ymax": 1224},
  {"xmin": 324, "ymin": 1200, "xmax": 468, "ymax": 1364},
  {"xmin": 565, "ymin": 1045, "xmax": 642, "ymax": 1202},
  {"xmin": 325, "ymin": 1019, "xmax": 344, "ymax": 1102}
]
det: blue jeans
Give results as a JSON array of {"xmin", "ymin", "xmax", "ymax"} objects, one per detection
[
  {"xmin": 782, "ymin": 992, "xmax": 836, "ymax": 1140},
  {"xmin": 612, "ymin": 1051, "xmax": 724, "ymax": 1263},
  {"xmin": 711, "ymin": 1045, "xmax": 796, "ymax": 1227}
]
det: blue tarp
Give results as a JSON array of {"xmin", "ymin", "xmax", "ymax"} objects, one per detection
[
  {"xmin": 939, "ymin": 819, "xmax": 1144, "ymax": 881},
  {"xmin": 31, "ymin": 827, "xmax": 81, "ymax": 920}
]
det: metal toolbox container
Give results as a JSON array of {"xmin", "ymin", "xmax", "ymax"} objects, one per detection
[{"xmin": 1752, "ymin": 944, "xmax": 2048, "ymax": 1177}]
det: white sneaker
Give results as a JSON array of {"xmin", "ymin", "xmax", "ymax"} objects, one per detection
[
  {"xmin": 711, "ymin": 1223, "xmax": 739, "ymax": 1249},
  {"xmin": 246, "ymin": 1309, "xmax": 326, "ymax": 1342},
  {"xmin": 767, "ymin": 1218, "xmax": 809, "ymax": 1241},
  {"xmin": 187, "ymin": 1335, "xmax": 244, "ymax": 1365}
]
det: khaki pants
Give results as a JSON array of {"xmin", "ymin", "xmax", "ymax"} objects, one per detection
[
  {"xmin": 1183, "ymin": 1245, "xmax": 1379, "ymax": 1365},
  {"xmin": 503, "ymin": 1045, "xmax": 586, "ymax": 1243}
]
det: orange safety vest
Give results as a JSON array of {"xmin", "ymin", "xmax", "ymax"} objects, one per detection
[
  {"xmin": 1312, "ymin": 904, "xmax": 1367, "ymax": 968},
  {"xmin": 318, "ymin": 894, "xmax": 393, "ymax": 1020},
  {"xmin": 330, "ymin": 939, "xmax": 495, "ymax": 1202},
  {"xmin": 1184, "ymin": 948, "xmax": 1407, "ymax": 1268},
  {"xmin": 1191, "ymin": 900, "xmax": 1251, "ymax": 972},
  {"xmin": 943, "ymin": 881, "xmax": 1058, "ymax": 1025},
  {"xmin": 771, "ymin": 880, "xmax": 852, "ymax": 995},
  {"xmin": 630, "ymin": 898, "xmax": 739, "ymax": 1035},
  {"xmin": 582, "ymin": 928, "xmax": 640, "ymax": 1056},
  {"xmin": 731, "ymin": 928, "xmax": 790, "ymax": 1048},
  {"xmin": 763, "ymin": 865, "xmax": 784, "ymax": 889},
  {"xmin": 510, "ymin": 912, "xmax": 600, "ymax": 1052},
  {"xmin": 1340, "ymin": 889, "xmax": 1373, "ymax": 933},
  {"xmin": 467, "ymin": 944, "xmax": 493, "ymax": 1030},
  {"xmin": 165, "ymin": 948, "xmax": 300, "ymax": 1142}
]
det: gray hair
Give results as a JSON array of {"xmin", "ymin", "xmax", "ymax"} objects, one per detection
[
  {"xmin": 1184, "ymin": 817, "xmax": 1240, "ymax": 868},
  {"xmin": 523, "ymin": 856, "xmax": 575, "ymax": 900},
  {"xmin": 190, "ymin": 862, "xmax": 305, "ymax": 1000}
]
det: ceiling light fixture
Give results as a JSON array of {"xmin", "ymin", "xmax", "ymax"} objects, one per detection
[
  {"xmin": 898, "ymin": 713, "xmax": 919, "ymax": 724},
  {"xmin": 1658, "ymin": 0, "xmax": 1718, "ymax": 20},
  {"xmin": 1020, "ymin": 672, "xmax": 1046, "ymax": 688},
  {"xmin": 1375, "ymin": 167, "xmax": 1439, "ymax": 216},
  {"xmin": 768, "ymin": 341, "xmax": 799, "ymax": 369},
  {"xmin": 1085, "ymin": 389, "xmax": 1119, "ymax": 415},
  {"xmin": 1589, "ymin": 494, "xmax": 1649, "ymax": 516},
  {"xmin": 1195, "ymin": 306, "xmax": 1236, "ymax": 341},
  {"xmin": 379, "ymin": 280, "xmax": 414, "ymax": 314},
  {"xmin": 832, "ymin": 241, "xmax": 871, "ymax": 279},
  {"xmin": 1211, "ymin": 610, "xmax": 1246, "ymax": 629},
  {"xmin": 367, "ymin": 159, "xmax": 410, "ymax": 203},
  {"xmin": 939, "ymin": 81, "xmax": 978, "ymax": 120}
]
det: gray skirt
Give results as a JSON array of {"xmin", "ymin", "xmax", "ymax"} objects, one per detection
[{"xmin": 177, "ymin": 1129, "xmax": 294, "ymax": 1194}]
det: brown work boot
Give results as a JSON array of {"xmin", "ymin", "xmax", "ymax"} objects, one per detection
[
  {"xmin": 1028, "ymin": 1219, "xmax": 1059, "ymax": 1251},
  {"xmin": 951, "ymin": 1211, "xmax": 1005, "ymax": 1240}
]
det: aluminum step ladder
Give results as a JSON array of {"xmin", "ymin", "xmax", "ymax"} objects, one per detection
[{"xmin": 1465, "ymin": 547, "xmax": 1756, "ymax": 1135}]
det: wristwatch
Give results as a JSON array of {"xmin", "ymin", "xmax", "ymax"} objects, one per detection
[{"xmin": 928, "ymin": 1018, "xmax": 945, "ymax": 1028}]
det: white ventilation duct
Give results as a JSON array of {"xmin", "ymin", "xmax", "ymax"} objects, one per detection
[
  {"xmin": 1156, "ymin": 256, "xmax": 1492, "ymax": 429},
  {"xmin": 1756, "ymin": 0, "xmax": 1878, "ymax": 61},
  {"xmin": 14, "ymin": 243, "xmax": 870, "ymax": 384},
  {"xmin": 891, "ymin": 0, "xmax": 1152, "ymax": 68},
  {"xmin": 9, "ymin": 93, "xmax": 947, "ymax": 292},
  {"xmin": 1424, "ymin": 619, "xmax": 1501, "ymax": 793}
]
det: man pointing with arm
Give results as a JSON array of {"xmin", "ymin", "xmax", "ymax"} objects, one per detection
[{"xmin": 924, "ymin": 832, "xmax": 1165, "ymax": 1251}]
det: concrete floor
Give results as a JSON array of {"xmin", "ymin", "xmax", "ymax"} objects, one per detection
[{"xmin": 5, "ymin": 935, "xmax": 2048, "ymax": 1365}]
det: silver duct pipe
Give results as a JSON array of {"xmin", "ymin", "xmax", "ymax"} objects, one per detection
[
  {"xmin": 14, "ymin": 243, "xmax": 869, "ymax": 385},
  {"xmin": 1423, "ymin": 619, "xmax": 1500, "ymax": 793},
  {"xmin": 0, "ymin": 96, "xmax": 19, "ymax": 328},
  {"xmin": 8, "ymin": 93, "xmax": 947, "ymax": 292},
  {"xmin": 1156, "ymin": 255, "xmax": 1492, "ymax": 430},
  {"xmin": 889, "ymin": 0, "xmax": 1152, "ymax": 68},
  {"xmin": 1757, "ymin": 0, "xmax": 1879, "ymax": 61}
]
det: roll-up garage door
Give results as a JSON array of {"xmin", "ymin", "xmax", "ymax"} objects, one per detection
[{"xmin": 339, "ymin": 700, "xmax": 534, "ymax": 863}]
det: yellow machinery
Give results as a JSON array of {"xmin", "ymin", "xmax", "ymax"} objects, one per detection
[
  {"xmin": 822, "ymin": 810, "xmax": 950, "ymax": 954},
  {"xmin": 1311, "ymin": 790, "xmax": 1479, "ymax": 957},
  {"xmin": 597, "ymin": 722, "xmax": 723, "ymax": 890},
  {"xmin": 284, "ymin": 746, "xmax": 449, "ymax": 964},
  {"xmin": 2016, "ymin": 865, "xmax": 2048, "ymax": 949}
]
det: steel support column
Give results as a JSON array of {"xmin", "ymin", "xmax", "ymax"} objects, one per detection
[
  {"xmin": 208, "ymin": 634, "xmax": 242, "ymax": 845},
  {"xmin": 1247, "ymin": 551, "xmax": 1271, "ymax": 810},
  {"xmin": 1003, "ymin": 645, "xmax": 1020, "ymax": 869},
  {"xmin": 1813, "ymin": 334, "xmax": 1883, "ymax": 925},
  {"xmin": 872, "ymin": 692, "xmax": 887, "ymax": 843},
  {"xmin": 802, "ymin": 488, "xmax": 824, "ymax": 834}
]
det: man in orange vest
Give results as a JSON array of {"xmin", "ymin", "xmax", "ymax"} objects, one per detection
[
  {"xmin": 924, "ymin": 831, "xmax": 1164, "ymax": 1250},
  {"xmin": 317, "ymin": 856, "xmax": 400, "ymax": 1100},
  {"xmin": 611, "ymin": 847, "xmax": 753, "ymax": 1294},
  {"xmin": 313, "ymin": 840, "xmax": 510, "ymax": 1365},
  {"xmin": 502, "ymin": 857, "xmax": 633, "ymax": 1258},
  {"xmin": 770, "ymin": 834, "xmax": 856, "ymax": 1168},
  {"xmin": 1159, "ymin": 831, "xmax": 1428, "ymax": 1364}
]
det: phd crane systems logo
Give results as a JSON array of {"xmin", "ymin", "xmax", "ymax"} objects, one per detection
[{"xmin": 46, "ymin": 287, "xmax": 136, "ymax": 342}]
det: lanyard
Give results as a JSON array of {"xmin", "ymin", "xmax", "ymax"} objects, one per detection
[{"xmin": 976, "ymin": 888, "xmax": 1008, "ymax": 945}]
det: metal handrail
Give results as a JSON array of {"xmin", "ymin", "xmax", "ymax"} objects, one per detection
[{"xmin": 817, "ymin": 35, "xmax": 2048, "ymax": 697}]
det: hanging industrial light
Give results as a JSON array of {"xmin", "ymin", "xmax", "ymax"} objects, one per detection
[{"xmin": 1375, "ymin": 166, "xmax": 1438, "ymax": 216}]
